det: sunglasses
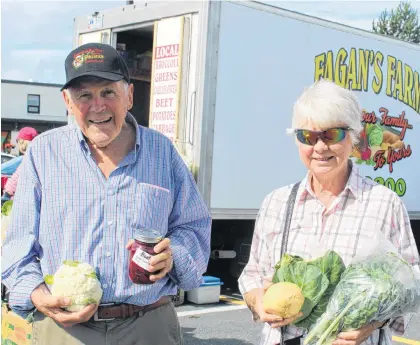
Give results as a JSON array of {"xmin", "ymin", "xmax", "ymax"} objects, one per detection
[{"xmin": 293, "ymin": 127, "xmax": 350, "ymax": 146}]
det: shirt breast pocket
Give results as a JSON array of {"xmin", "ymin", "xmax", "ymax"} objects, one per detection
[{"xmin": 130, "ymin": 183, "xmax": 172, "ymax": 236}]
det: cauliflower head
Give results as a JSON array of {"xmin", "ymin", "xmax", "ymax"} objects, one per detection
[{"xmin": 45, "ymin": 261, "xmax": 103, "ymax": 312}]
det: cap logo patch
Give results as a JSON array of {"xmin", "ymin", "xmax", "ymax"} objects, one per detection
[{"xmin": 72, "ymin": 48, "xmax": 104, "ymax": 69}]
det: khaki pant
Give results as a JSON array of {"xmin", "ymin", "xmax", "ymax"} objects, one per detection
[{"xmin": 31, "ymin": 303, "xmax": 183, "ymax": 345}]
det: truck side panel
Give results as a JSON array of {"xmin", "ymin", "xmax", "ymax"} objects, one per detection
[{"xmin": 210, "ymin": 1, "xmax": 420, "ymax": 216}]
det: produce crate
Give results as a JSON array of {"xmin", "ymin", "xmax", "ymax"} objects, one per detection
[{"xmin": 1, "ymin": 304, "xmax": 32, "ymax": 345}]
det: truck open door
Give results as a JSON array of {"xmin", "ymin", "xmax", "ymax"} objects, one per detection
[
  {"xmin": 148, "ymin": 16, "xmax": 197, "ymax": 173},
  {"xmin": 110, "ymin": 14, "xmax": 197, "ymax": 173},
  {"xmin": 78, "ymin": 30, "xmax": 111, "ymax": 46},
  {"xmin": 71, "ymin": 6, "xmax": 200, "ymax": 173}
]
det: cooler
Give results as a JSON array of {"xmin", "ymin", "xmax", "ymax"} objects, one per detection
[{"xmin": 187, "ymin": 276, "xmax": 224, "ymax": 304}]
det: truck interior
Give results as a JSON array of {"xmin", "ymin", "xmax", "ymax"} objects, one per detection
[{"xmin": 115, "ymin": 25, "xmax": 154, "ymax": 128}]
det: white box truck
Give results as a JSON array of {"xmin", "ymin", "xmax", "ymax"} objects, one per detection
[{"xmin": 71, "ymin": 0, "xmax": 420, "ymax": 288}]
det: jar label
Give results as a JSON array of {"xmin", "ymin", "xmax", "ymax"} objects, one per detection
[{"xmin": 132, "ymin": 248, "xmax": 152, "ymax": 271}]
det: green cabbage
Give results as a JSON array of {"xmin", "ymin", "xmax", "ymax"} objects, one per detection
[
  {"xmin": 1, "ymin": 200, "xmax": 13, "ymax": 216},
  {"xmin": 272, "ymin": 251, "xmax": 345, "ymax": 329}
]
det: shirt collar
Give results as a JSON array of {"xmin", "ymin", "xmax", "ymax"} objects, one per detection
[
  {"xmin": 346, "ymin": 161, "xmax": 364, "ymax": 202},
  {"xmin": 74, "ymin": 112, "xmax": 141, "ymax": 155},
  {"xmin": 297, "ymin": 160, "xmax": 363, "ymax": 203},
  {"xmin": 126, "ymin": 112, "xmax": 141, "ymax": 155}
]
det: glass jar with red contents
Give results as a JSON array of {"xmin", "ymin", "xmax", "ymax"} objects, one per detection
[{"xmin": 128, "ymin": 229, "xmax": 162, "ymax": 285}]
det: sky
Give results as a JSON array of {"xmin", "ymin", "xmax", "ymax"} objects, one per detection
[{"xmin": 1, "ymin": 0, "xmax": 420, "ymax": 85}]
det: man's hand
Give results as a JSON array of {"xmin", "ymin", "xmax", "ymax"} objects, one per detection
[
  {"xmin": 30, "ymin": 283, "xmax": 98, "ymax": 328},
  {"xmin": 244, "ymin": 277, "xmax": 303, "ymax": 329},
  {"xmin": 332, "ymin": 321, "xmax": 385, "ymax": 345},
  {"xmin": 126, "ymin": 238, "xmax": 173, "ymax": 282}
]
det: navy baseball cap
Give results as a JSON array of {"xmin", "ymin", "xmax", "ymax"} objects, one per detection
[{"xmin": 61, "ymin": 43, "xmax": 130, "ymax": 91}]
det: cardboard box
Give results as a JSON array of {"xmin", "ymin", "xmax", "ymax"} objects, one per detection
[{"xmin": 1, "ymin": 304, "xmax": 32, "ymax": 345}]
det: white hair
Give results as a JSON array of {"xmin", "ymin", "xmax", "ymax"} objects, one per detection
[{"xmin": 292, "ymin": 79, "xmax": 363, "ymax": 145}]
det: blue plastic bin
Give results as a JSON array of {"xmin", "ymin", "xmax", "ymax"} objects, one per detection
[{"xmin": 187, "ymin": 276, "xmax": 224, "ymax": 304}]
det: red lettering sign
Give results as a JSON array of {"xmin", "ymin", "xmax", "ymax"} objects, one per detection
[
  {"xmin": 362, "ymin": 110, "xmax": 377, "ymax": 124},
  {"xmin": 387, "ymin": 145, "xmax": 412, "ymax": 173},
  {"xmin": 155, "ymin": 44, "xmax": 179, "ymax": 59},
  {"xmin": 379, "ymin": 108, "xmax": 413, "ymax": 140}
]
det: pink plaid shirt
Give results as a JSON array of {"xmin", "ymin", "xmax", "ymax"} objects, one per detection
[
  {"xmin": 4, "ymin": 166, "xmax": 21, "ymax": 197},
  {"xmin": 238, "ymin": 163, "xmax": 419, "ymax": 345}
]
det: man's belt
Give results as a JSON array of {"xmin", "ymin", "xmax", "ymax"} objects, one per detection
[{"xmin": 93, "ymin": 296, "xmax": 171, "ymax": 321}]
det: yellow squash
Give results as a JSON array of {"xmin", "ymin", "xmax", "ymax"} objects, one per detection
[{"xmin": 263, "ymin": 282, "xmax": 305, "ymax": 318}]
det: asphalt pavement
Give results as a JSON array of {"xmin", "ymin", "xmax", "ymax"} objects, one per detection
[
  {"xmin": 180, "ymin": 308, "xmax": 260, "ymax": 345},
  {"xmin": 177, "ymin": 299, "xmax": 420, "ymax": 345}
]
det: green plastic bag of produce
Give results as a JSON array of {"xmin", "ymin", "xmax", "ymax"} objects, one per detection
[{"xmin": 304, "ymin": 233, "xmax": 420, "ymax": 345}]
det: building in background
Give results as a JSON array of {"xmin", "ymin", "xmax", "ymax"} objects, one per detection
[{"xmin": 1, "ymin": 80, "xmax": 67, "ymax": 155}]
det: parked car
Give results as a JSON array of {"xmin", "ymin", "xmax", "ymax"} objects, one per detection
[
  {"xmin": 1, "ymin": 153, "xmax": 15, "ymax": 164},
  {"xmin": 1, "ymin": 155, "xmax": 22, "ymax": 194}
]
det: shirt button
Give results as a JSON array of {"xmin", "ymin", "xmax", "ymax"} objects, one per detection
[
  {"xmin": 103, "ymin": 284, "xmax": 108, "ymax": 289},
  {"xmin": 108, "ymin": 220, "xmax": 113, "ymax": 226},
  {"xmin": 106, "ymin": 252, "xmax": 111, "ymax": 257}
]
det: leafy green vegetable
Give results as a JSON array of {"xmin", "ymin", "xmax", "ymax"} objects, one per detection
[
  {"xmin": 295, "ymin": 251, "xmax": 345, "ymax": 329},
  {"xmin": 1, "ymin": 200, "xmax": 13, "ymax": 216},
  {"xmin": 304, "ymin": 252, "xmax": 420, "ymax": 345},
  {"xmin": 44, "ymin": 275, "xmax": 54, "ymax": 285},
  {"xmin": 26, "ymin": 310, "xmax": 36, "ymax": 324},
  {"xmin": 273, "ymin": 252, "xmax": 344, "ymax": 326},
  {"xmin": 275, "ymin": 258, "xmax": 329, "ymax": 307},
  {"xmin": 309, "ymin": 251, "xmax": 345, "ymax": 286},
  {"xmin": 85, "ymin": 272, "xmax": 98, "ymax": 279},
  {"xmin": 63, "ymin": 260, "xmax": 80, "ymax": 267},
  {"xmin": 82, "ymin": 297, "xmax": 98, "ymax": 305}
]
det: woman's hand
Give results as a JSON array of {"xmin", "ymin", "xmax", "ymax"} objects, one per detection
[
  {"xmin": 126, "ymin": 238, "xmax": 173, "ymax": 281},
  {"xmin": 332, "ymin": 321, "xmax": 385, "ymax": 345},
  {"xmin": 244, "ymin": 277, "xmax": 303, "ymax": 329}
]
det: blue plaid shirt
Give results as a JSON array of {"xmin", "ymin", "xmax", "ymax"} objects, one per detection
[{"xmin": 2, "ymin": 113, "xmax": 211, "ymax": 318}]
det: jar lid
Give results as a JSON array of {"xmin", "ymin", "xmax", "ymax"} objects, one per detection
[{"xmin": 134, "ymin": 229, "xmax": 162, "ymax": 244}]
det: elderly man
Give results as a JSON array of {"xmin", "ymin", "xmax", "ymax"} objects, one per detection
[{"xmin": 1, "ymin": 43, "xmax": 211, "ymax": 345}]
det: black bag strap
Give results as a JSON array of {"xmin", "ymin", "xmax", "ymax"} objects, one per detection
[
  {"xmin": 279, "ymin": 182, "xmax": 385, "ymax": 345},
  {"xmin": 281, "ymin": 182, "xmax": 300, "ymax": 256},
  {"xmin": 280, "ymin": 182, "xmax": 300, "ymax": 345},
  {"xmin": 379, "ymin": 328, "xmax": 385, "ymax": 345}
]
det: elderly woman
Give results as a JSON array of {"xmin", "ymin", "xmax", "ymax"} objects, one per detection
[{"xmin": 238, "ymin": 80, "xmax": 419, "ymax": 345}]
